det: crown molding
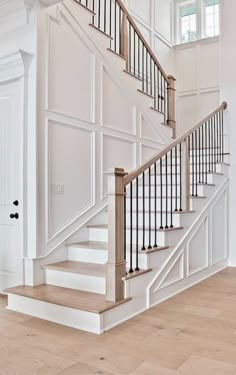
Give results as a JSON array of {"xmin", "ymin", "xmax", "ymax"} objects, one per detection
[
  {"xmin": 0, "ymin": 49, "xmax": 33, "ymax": 83},
  {"xmin": 0, "ymin": 0, "xmax": 35, "ymax": 36}
]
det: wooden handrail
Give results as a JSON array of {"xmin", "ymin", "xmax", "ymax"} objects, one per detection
[
  {"xmin": 115, "ymin": 0, "xmax": 170, "ymax": 84},
  {"xmin": 123, "ymin": 102, "xmax": 227, "ymax": 186}
]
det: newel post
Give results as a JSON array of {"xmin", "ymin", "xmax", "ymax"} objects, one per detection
[
  {"xmin": 181, "ymin": 138, "xmax": 190, "ymax": 211},
  {"xmin": 106, "ymin": 168, "xmax": 127, "ymax": 302},
  {"xmin": 120, "ymin": 12, "xmax": 128, "ymax": 61},
  {"xmin": 167, "ymin": 75, "xmax": 176, "ymax": 139}
]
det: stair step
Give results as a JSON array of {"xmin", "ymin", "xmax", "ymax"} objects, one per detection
[
  {"xmin": 107, "ymin": 48, "xmax": 128, "ymax": 62},
  {"xmin": 66, "ymin": 241, "xmax": 108, "ymax": 251},
  {"xmin": 43, "ymin": 261, "xmax": 106, "ymax": 277},
  {"xmin": 5, "ymin": 285, "xmax": 131, "ymax": 314}
]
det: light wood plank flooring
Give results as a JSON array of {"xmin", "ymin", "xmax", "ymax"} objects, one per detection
[{"xmin": 1, "ymin": 267, "xmax": 236, "ymax": 374}]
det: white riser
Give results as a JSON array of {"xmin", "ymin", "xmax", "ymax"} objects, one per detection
[
  {"xmin": 89, "ymin": 228, "xmax": 108, "ymax": 242},
  {"xmin": 126, "ymin": 227, "xmax": 183, "ymax": 247},
  {"xmin": 125, "ymin": 211, "xmax": 196, "ymax": 228},
  {"xmin": 45, "ymin": 269, "xmax": 106, "ymax": 294},
  {"xmin": 7, "ymin": 294, "xmax": 102, "ymax": 334},
  {"xmin": 125, "ymin": 197, "xmax": 192, "ymax": 211},
  {"xmin": 68, "ymin": 246, "xmax": 108, "ymax": 264},
  {"xmin": 136, "ymin": 184, "xmax": 213, "ymax": 197}
]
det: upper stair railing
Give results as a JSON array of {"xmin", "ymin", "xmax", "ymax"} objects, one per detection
[
  {"xmin": 106, "ymin": 102, "xmax": 227, "ymax": 302},
  {"xmin": 75, "ymin": 0, "xmax": 176, "ymax": 134}
]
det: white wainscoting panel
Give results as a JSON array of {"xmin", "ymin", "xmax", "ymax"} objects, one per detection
[
  {"xmin": 48, "ymin": 120, "xmax": 94, "ymax": 238},
  {"xmin": 187, "ymin": 217, "xmax": 208, "ymax": 276},
  {"xmin": 101, "ymin": 67, "xmax": 135, "ymax": 135},
  {"xmin": 47, "ymin": 11, "xmax": 95, "ymax": 122},
  {"xmin": 175, "ymin": 38, "xmax": 220, "ymax": 135}
]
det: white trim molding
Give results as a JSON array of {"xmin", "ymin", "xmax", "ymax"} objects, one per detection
[{"xmin": 0, "ymin": 0, "xmax": 34, "ymax": 35}]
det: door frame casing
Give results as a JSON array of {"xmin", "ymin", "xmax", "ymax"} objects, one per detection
[{"xmin": 0, "ymin": 50, "xmax": 36, "ymax": 286}]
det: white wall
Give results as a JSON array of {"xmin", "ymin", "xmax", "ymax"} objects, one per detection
[
  {"xmin": 124, "ymin": 0, "xmax": 175, "ymax": 75},
  {"xmin": 36, "ymin": 1, "xmax": 170, "ymax": 257},
  {"xmin": 220, "ymin": 0, "xmax": 236, "ymax": 266},
  {"xmin": 175, "ymin": 37, "xmax": 220, "ymax": 136}
]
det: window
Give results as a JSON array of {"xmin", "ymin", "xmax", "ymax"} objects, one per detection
[
  {"xmin": 204, "ymin": 0, "xmax": 219, "ymax": 37},
  {"xmin": 180, "ymin": 4, "xmax": 197, "ymax": 43},
  {"xmin": 176, "ymin": 0, "xmax": 220, "ymax": 44}
]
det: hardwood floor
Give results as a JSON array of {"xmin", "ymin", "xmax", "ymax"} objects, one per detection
[{"xmin": 1, "ymin": 268, "xmax": 236, "ymax": 374}]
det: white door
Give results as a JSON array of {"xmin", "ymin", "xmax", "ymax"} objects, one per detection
[{"xmin": 0, "ymin": 81, "xmax": 23, "ymax": 291}]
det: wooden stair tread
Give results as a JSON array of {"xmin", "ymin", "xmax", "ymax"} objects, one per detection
[
  {"xmin": 43, "ymin": 261, "xmax": 106, "ymax": 277},
  {"xmin": 5, "ymin": 285, "xmax": 131, "ymax": 314},
  {"xmin": 88, "ymin": 224, "xmax": 183, "ymax": 232},
  {"xmin": 66, "ymin": 241, "xmax": 108, "ymax": 251}
]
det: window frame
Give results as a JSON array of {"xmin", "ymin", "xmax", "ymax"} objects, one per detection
[{"xmin": 202, "ymin": 0, "xmax": 219, "ymax": 38}]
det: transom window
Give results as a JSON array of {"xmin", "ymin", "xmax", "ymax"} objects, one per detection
[
  {"xmin": 176, "ymin": 0, "xmax": 220, "ymax": 45},
  {"xmin": 205, "ymin": 0, "xmax": 219, "ymax": 37}
]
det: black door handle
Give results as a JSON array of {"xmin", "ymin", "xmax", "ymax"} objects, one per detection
[
  {"xmin": 10, "ymin": 213, "xmax": 19, "ymax": 219},
  {"xmin": 13, "ymin": 200, "xmax": 19, "ymax": 206}
]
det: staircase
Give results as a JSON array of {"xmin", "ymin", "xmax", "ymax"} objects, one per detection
[{"xmin": 4, "ymin": 0, "xmax": 230, "ymax": 334}]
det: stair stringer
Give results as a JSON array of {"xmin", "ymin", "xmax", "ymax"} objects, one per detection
[{"xmin": 147, "ymin": 178, "xmax": 229, "ymax": 308}]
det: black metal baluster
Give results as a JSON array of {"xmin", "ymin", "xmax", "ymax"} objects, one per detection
[
  {"xmin": 141, "ymin": 172, "xmax": 146, "ymax": 250},
  {"xmin": 134, "ymin": 30, "xmax": 136, "ymax": 75},
  {"xmin": 213, "ymin": 115, "xmax": 216, "ymax": 171},
  {"xmin": 160, "ymin": 158, "xmax": 163, "ymax": 229},
  {"xmin": 114, "ymin": 0, "xmax": 117, "ymax": 52},
  {"xmin": 98, "ymin": 0, "xmax": 101, "ymax": 28},
  {"xmin": 92, "ymin": 0, "xmax": 95, "ymax": 24},
  {"xmin": 216, "ymin": 113, "xmax": 219, "ymax": 162},
  {"xmin": 165, "ymin": 153, "xmax": 168, "ymax": 228},
  {"xmin": 135, "ymin": 177, "xmax": 139, "ymax": 271},
  {"xmin": 154, "ymin": 65, "xmax": 157, "ymax": 109},
  {"xmin": 205, "ymin": 123, "xmax": 208, "ymax": 183},
  {"xmin": 160, "ymin": 75, "xmax": 163, "ymax": 113},
  {"xmin": 150, "ymin": 57, "xmax": 153, "ymax": 97},
  {"xmin": 138, "ymin": 39, "xmax": 140, "ymax": 78},
  {"xmin": 208, "ymin": 120, "xmax": 211, "ymax": 171},
  {"xmin": 179, "ymin": 142, "xmax": 182, "ymax": 211},
  {"xmin": 148, "ymin": 167, "xmax": 152, "ymax": 249},
  {"xmin": 118, "ymin": 5, "xmax": 121, "ymax": 54},
  {"xmin": 170, "ymin": 149, "xmax": 173, "ymax": 227},
  {"xmin": 104, "ymin": 0, "xmax": 107, "ymax": 33},
  {"xmin": 219, "ymin": 110, "xmax": 222, "ymax": 162},
  {"xmin": 129, "ymin": 181, "xmax": 133, "ymax": 273},
  {"xmin": 201, "ymin": 125, "xmax": 204, "ymax": 183},
  {"xmin": 175, "ymin": 146, "xmax": 178, "ymax": 210},
  {"xmin": 154, "ymin": 162, "xmax": 157, "ymax": 247},
  {"xmin": 142, "ymin": 43, "xmax": 144, "ymax": 91},
  {"xmin": 109, "ymin": 0, "xmax": 112, "ymax": 36},
  {"xmin": 191, "ymin": 133, "xmax": 194, "ymax": 196},
  {"xmin": 128, "ymin": 23, "xmax": 131, "ymax": 72},
  {"xmin": 198, "ymin": 127, "xmax": 201, "ymax": 183},
  {"xmin": 157, "ymin": 69, "xmax": 160, "ymax": 112},
  {"xmin": 195, "ymin": 131, "xmax": 198, "ymax": 196},
  {"xmin": 146, "ymin": 50, "xmax": 148, "ymax": 94}
]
